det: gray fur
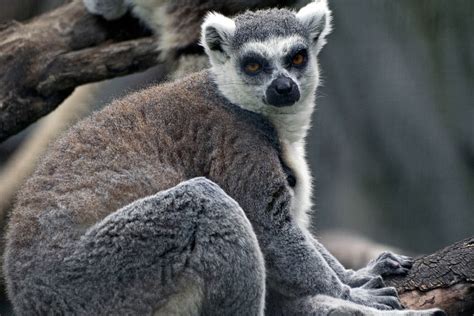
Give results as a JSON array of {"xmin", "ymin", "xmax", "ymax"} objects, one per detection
[
  {"xmin": 232, "ymin": 9, "xmax": 309, "ymax": 49},
  {"xmin": 5, "ymin": 176, "xmax": 265, "ymax": 315},
  {"xmin": 83, "ymin": 0, "xmax": 128, "ymax": 20},
  {"xmin": 5, "ymin": 2, "xmax": 444, "ymax": 315},
  {"xmin": 311, "ymin": 236, "xmax": 414, "ymax": 287}
]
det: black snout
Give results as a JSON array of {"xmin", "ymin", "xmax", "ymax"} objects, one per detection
[
  {"xmin": 266, "ymin": 76, "xmax": 300, "ymax": 107},
  {"xmin": 275, "ymin": 78, "xmax": 293, "ymax": 94}
]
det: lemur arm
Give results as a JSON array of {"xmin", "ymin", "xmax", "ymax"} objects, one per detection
[{"xmin": 213, "ymin": 144, "xmax": 401, "ymax": 310}]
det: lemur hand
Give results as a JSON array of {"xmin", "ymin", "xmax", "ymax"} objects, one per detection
[
  {"xmin": 365, "ymin": 251, "xmax": 414, "ymax": 276},
  {"xmin": 83, "ymin": 0, "xmax": 129, "ymax": 20},
  {"xmin": 345, "ymin": 251, "xmax": 413, "ymax": 288},
  {"xmin": 345, "ymin": 277, "xmax": 402, "ymax": 310}
]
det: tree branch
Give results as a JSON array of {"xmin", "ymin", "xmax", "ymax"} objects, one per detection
[
  {"xmin": 385, "ymin": 237, "xmax": 474, "ymax": 315},
  {"xmin": 0, "ymin": 0, "xmax": 159, "ymax": 142}
]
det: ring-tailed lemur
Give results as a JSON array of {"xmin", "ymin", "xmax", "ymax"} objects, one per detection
[
  {"xmin": 4, "ymin": 1, "xmax": 444, "ymax": 315},
  {"xmin": 82, "ymin": 0, "xmax": 307, "ymax": 78}
]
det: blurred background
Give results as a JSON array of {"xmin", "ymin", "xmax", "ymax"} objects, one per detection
[
  {"xmin": 312, "ymin": 0, "xmax": 473, "ymax": 252},
  {"xmin": 0, "ymin": 0, "xmax": 473, "ymax": 313}
]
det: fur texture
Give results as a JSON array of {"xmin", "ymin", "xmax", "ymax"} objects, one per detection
[
  {"xmin": 6, "ymin": 2, "xmax": 445, "ymax": 315},
  {"xmin": 5, "ymin": 72, "xmax": 272, "ymax": 314}
]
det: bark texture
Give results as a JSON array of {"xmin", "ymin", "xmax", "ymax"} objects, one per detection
[
  {"xmin": 386, "ymin": 237, "xmax": 474, "ymax": 315},
  {"xmin": 0, "ymin": 0, "xmax": 158, "ymax": 142}
]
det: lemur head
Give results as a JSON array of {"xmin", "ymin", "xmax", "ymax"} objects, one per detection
[{"xmin": 201, "ymin": 0, "xmax": 332, "ymax": 116}]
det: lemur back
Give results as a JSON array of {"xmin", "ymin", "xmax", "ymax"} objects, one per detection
[
  {"xmin": 4, "ymin": 71, "xmax": 279, "ymax": 315},
  {"xmin": 7, "ymin": 70, "xmax": 283, "ymax": 249}
]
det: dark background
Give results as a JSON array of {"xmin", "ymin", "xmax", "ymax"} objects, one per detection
[{"xmin": 0, "ymin": 0, "xmax": 473, "ymax": 313}]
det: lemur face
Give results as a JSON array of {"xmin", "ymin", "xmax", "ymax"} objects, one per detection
[
  {"xmin": 202, "ymin": 0, "xmax": 332, "ymax": 115},
  {"xmin": 235, "ymin": 36, "xmax": 311, "ymax": 108}
]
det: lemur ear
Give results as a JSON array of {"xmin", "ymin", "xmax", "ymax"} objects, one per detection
[
  {"xmin": 201, "ymin": 12, "xmax": 236, "ymax": 65},
  {"xmin": 296, "ymin": 0, "xmax": 332, "ymax": 54}
]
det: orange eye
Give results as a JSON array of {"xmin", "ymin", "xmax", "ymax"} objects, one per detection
[
  {"xmin": 292, "ymin": 53, "xmax": 305, "ymax": 66},
  {"xmin": 245, "ymin": 62, "xmax": 261, "ymax": 73}
]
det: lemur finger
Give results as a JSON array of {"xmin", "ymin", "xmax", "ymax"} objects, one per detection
[
  {"xmin": 376, "ymin": 252, "xmax": 412, "ymax": 264},
  {"xmin": 386, "ymin": 266, "xmax": 410, "ymax": 276},
  {"xmin": 349, "ymin": 275, "xmax": 374, "ymax": 287},
  {"xmin": 400, "ymin": 255, "xmax": 414, "ymax": 261},
  {"xmin": 375, "ymin": 251, "xmax": 392, "ymax": 260},
  {"xmin": 370, "ymin": 303, "xmax": 392, "ymax": 311},
  {"xmin": 361, "ymin": 276, "xmax": 385, "ymax": 289},
  {"xmin": 393, "ymin": 254, "xmax": 414, "ymax": 268},
  {"xmin": 374, "ymin": 258, "xmax": 412, "ymax": 276},
  {"xmin": 374, "ymin": 258, "xmax": 400, "ymax": 273},
  {"xmin": 371, "ymin": 286, "xmax": 399, "ymax": 298},
  {"xmin": 400, "ymin": 258, "xmax": 414, "ymax": 268},
  {"xmin": 384, "ymin": 252, "xmax": 414, "ymax": 268}
]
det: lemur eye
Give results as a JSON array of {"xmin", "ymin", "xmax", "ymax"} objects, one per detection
[
  {"xmin": 244, "ymin": 62, "xmax": 262, "ymax": 74},
  {"xmin": 292, "ymin": 53, "xmax": 305, "ymax": 65},
  {"xmin": 290, "ymin": 49, "xmax": 308, "ymax": 67}
]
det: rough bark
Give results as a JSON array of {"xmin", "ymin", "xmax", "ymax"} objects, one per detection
[
  {"xmin": 385, "ymin": 237, "xmax": 474, "ymax": 315},
  {"xmin": 0, "ymin": 0, "xmax": 158, "ymax": 142}
]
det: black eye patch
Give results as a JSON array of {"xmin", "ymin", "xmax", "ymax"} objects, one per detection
[
  {"xmin": 240, "ymin": 53, "xmax": 270, "ymax": 75},
  {"xmin": 284, "ymin": 45, "xmax": 309, "ymax": 69}
]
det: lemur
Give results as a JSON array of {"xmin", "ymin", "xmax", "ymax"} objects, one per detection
[
  {"xmin": 83, "ymin": 0, "xmax": 305, "ymax": 78},
  {"xmin": 4, "ymin": 1, "xmax": 444, "ymax": 315}
]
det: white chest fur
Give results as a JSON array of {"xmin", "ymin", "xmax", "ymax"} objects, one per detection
[
  {"xmin": 280, "ymin": 140, "xmax": 313, "ymax": 229},
  {"xmin": 266, "ymin": 95, "xmax": 316, "ymax": 230}
]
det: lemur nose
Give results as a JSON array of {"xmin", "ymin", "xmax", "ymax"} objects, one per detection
[
  {"xmin": 274, "ymin": 77, "xmax": 294, "ymax": 95},
  {"xmin": 266, "ymin": 75, "xmax": 300, "ymax": 107}
]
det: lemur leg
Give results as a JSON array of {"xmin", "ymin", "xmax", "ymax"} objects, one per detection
[
  {"xmin": 267, "ymin": 291, "xmax": 445, "ymax": 316},
  {"xmin": 5, "ymin": 178, "xmax": 265, "ymax": 315},
  {"xmin": 310, "ymin": 236, "xmax": 413, "ymax": 287}
]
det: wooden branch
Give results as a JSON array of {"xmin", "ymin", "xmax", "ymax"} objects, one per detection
[
  {"xmin": 385, "ymin": 237, "xmax": 474, "ymax": 315},
  {"xmin": 0, "ymin": 0, "xmax": 159, "ymax": 142}
]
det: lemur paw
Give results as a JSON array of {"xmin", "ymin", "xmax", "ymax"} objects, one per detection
[
  {"xmin": 346, "ymin": 285, "xmax": 402, "ymax": 310},
  {"xmin": 366, "ymin": 251, "xmax": 414, "ymax": 276},
  {"xmin": 345, "ymin": 251, "xmax": 413, "ymax": 288},
  {"xmin": 83, "ymin": 0, "xmax": 128, "ymax": 20},
  {"xmin": 346, "ymin": 273, "xmax": 385, "ymax": 288}
]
